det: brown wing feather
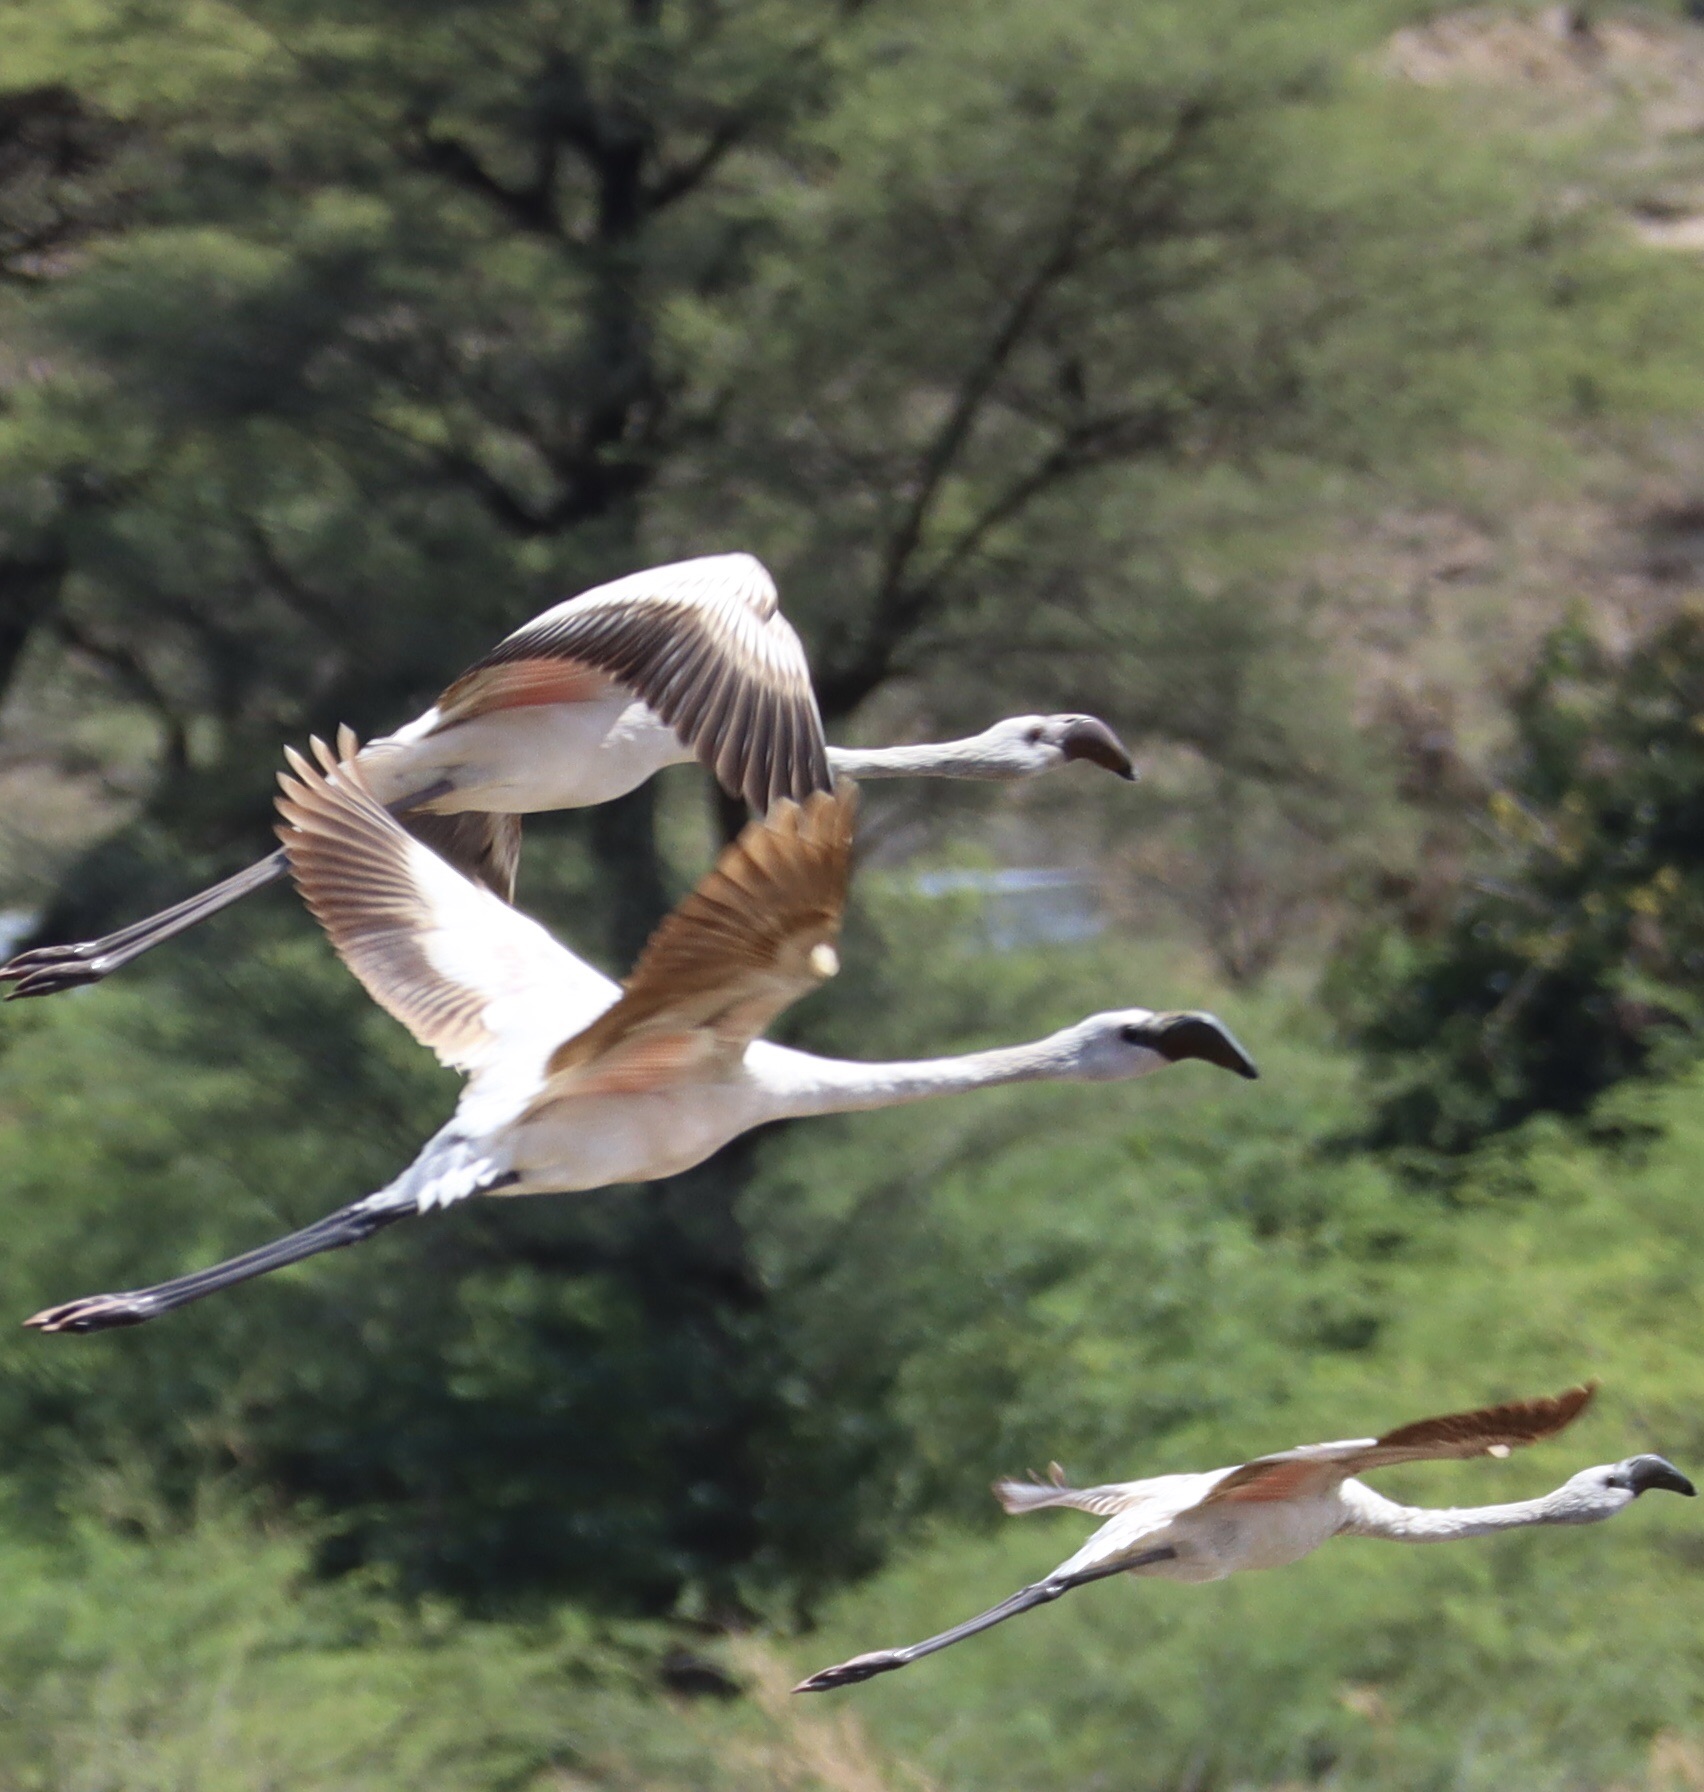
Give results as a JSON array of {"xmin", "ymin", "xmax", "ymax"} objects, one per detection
[
  {"xmin": 434, "ymin": 659, "xmax": 614, "ymax": 722},
  {"xmin": 1198, "ymin": 1458, "xmax": 1345, "ymax": 1507},
  {"xmin": 277, "ymin": 739, "xmax": 495, "ymax": 1068},
  {"xmin": 435, "ymin": 556, "xmax": 830, "ymax": 813},
  {"xmin": 1197, "ymin": 1384, "xmax": 1598, "ymax": 1510},
  {"xmin": 1367, "ymin": 1383, "xmax": 1597, "ymax": 1463},
  {"xmin": 542, "ymin": 782, "xmax": 857, "ymax": 1091}
]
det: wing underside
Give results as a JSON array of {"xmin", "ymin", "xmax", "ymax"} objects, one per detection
[
  {"xmin": 435, "ymin": 556, "xmax": 831, "ymax": 812},
  {"xmin": 277, "ymin": 739, "xmax": 615, "ymax": 1074}
]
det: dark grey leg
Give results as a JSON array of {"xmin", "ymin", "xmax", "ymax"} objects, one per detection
[
  {"xmin": 3, "ymin": 777, "xmax": 460, "ymax": 997},
  {"xmin": 23, "ymin": 1188, "xmax": 420, "ymax": 1333},
  {"xmin": 792, "ymin": 1548, "xmax": 1177, "ymax": 1692},
  {"xmin": 3, "ymin": 850, "xmax": 292, "ymax": 997}
]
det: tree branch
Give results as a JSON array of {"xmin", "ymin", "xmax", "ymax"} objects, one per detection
[
  {"xmin": 644, "ymin": 109, "xmax": 757, "ymax": 213},
  {"xmin": 50, "ymin": 612, "xmax": 191, "ymax": 773},
  {"xmin": 0, "ymin": 547, "xmax": 67, "ymax": 707},
  {"xmin": 642, "ymin": 33, "xmax": 831, "ymax": 214},
  {"xmin": 406, "ymin": 129, "xmax": 562, "ymax": 238},
  {"xmin": 928, "ymin": 407, "xmax": 1178, "ymax": 595},
  {"xmin": 234, "ymin": 512, "xmax": 345, "ymax": 634},
  {"xmin": 817, "ymin": 402, "xmax": 1181, "ymax": 718},
  {"xmin": 812, "ymin": 102, "xmax": 1218, "ymax": 720},
  {"xmin": 429, "ymin": 442, "xmax": 645, "ymax": 539},
  {"xmin": 827, "ymin": 107, "xmax": 1213, "ymax": 703},
  {"xmin": 873, "ymin": 199, "xmax": 1094, "ymax": 617}
]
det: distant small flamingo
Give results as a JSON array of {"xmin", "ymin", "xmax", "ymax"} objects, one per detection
[{"xmin": 795, "ymin": 1384, "xmax": 1692, "ymax": 1692}]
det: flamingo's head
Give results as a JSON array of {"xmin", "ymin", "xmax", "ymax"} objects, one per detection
[
  {"xmin": 972, "ymin": 714, "xmax": 1137, "ymax": 780},
  {"xmin": 1061, "ymin": 1010, "xmax": 1259, "ymax": 1083}
]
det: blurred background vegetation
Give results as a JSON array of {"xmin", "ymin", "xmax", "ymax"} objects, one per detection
[{"xmin": 6, "ymin": 0, "xmax": 1704, "ymax": 1784}]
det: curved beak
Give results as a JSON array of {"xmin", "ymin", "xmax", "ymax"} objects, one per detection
[
  {"xmin": 1627, "ymin": 1455, "xmax": 1696, "ymax": 1498},
  {"xmin": 1061, "ymin": 717, "xmax": 1137, "ymax": 781},
  {"xmin": 1148, "ymin": 1012, "xmax": 1259, "ymax": 1080}
]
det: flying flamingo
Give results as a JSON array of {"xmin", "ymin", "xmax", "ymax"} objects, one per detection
[
  {"xmin": 23, "ymin": 741, "xmax": 1248, "ymax": 1334},
  {"xmin": 795, "ymin": 1383, "xmax": 1693, "ymax": 1692},
  {"xmin": 1, "ymin": 553, "xmax": 1133, "ymax": 998}
]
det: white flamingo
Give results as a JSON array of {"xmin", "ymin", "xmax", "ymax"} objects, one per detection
[
  {"xmin": 795, "ymin": 1383, "xmax": 1694, "ymax": 1692},
  {"xmin": 23, "ymin": 741, "xmax": 1248, "ymax": 1334},
  {"xmin": 1, "ymin": 553, "xmax": 1133, "ymax": 997}
]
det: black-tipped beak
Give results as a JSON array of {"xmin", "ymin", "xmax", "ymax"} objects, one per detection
[
  {"xmin": 1625, "ymin": 1454, "xmax": 1695, "ymax": 1497},
  {"xmin": 1149, "ymin": 1012, "xmax": 1259, "ymax": 1080},
  {"xmin": 1061, "ymin": 717, "xmax": 1137, "ymax": 781}
]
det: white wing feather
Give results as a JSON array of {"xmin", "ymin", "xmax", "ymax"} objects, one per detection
[{"xmin": 278, "ymin": 743, "xmax": 619, "ymax": 1080}]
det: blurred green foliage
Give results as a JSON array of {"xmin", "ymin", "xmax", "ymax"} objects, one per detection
[{"xmin": 0, "ymin": 1498, "xmax": 839, "ymax": 1791}]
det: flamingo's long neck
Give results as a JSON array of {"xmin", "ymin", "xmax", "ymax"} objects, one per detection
[
  {"xmin": 826, "ymin": 733, "xmax": 1028, "ymax": 782},
  {"xmin": 1340, "ymin": 1481, "xmax": 1613, "ymax": 1543},
  {"xmin": 755, "ymin": 1035, "xmax": 1081, "ymax": 1120}
]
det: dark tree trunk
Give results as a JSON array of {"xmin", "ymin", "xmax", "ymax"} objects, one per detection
[
  {"xmin": 0, "ymin": 548, "xmax": 66, "ymax": 708},
  {"xmin": 587, "ymin": 779, "xmax": 673, "ymax": 966}
]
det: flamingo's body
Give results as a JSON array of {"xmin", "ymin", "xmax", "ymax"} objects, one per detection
[
  {"xmin": 24, "ymin": 743, "xmax": 1248, "ymax": 1334},
  {"xmin": 2, "ymin": 553, "xmax": 1133, "ymax": 997},
  {"xmin": 361, "ymin": 685, "xmax": 687, "ymax": 817},
  {"xmin": 795, "ymin": 1385, "xmax": 1695, "ymax": 1691},
  {"xmin": 354, "ymin": 552, "xmax": 828, "ymax": 818}
]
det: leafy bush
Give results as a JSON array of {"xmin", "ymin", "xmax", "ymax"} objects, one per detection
[{"xmin": 1343, "ymin": 610, "xmax": 1704, "ymax": 1159}]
